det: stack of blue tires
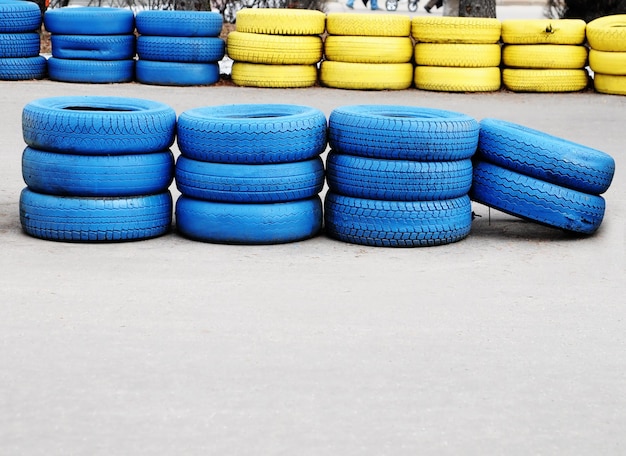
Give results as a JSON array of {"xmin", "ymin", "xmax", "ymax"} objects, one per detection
[
  {"xmin": 174, "ymin": 104, "xmax": 327, "ymax": 244},
  {"xmin": 135, "ymin": 10, "xmax": 225, "ymax": 86},
  {"xmin": 44, "ymin": 7, "xmax": 136, "ymax": 83},
  {"xmin": 19, "ymin": 96, "xmax": 177, "ymax": 242},
  {"xmin": 0, "ymin": 0, "xmax": 46, "ymax": 81},
  {"xmin": 325, "ymin": 105, "xmax": 479, "ymax": 247}
]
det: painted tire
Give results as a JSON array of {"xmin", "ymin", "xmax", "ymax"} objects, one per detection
[
  {"xmin": 0, "ymin": 32, "xmax": 40, "ymax": 58},
  {"xmin": 137, "ymin": 36, "xmax": 225, "ymax": 63},
  {"xmin": 235, "ymin": 9, "xmax": 325, "ymax": 35},
  {"xmin": 414, "ymin": 43, "xmax": 501, "ymax": 67},
  {"xmin": 44, "ymin": 7, "xmax": 135, "ymax": 35},
  {"xmin": 502, "ymin": 68, "xmax": 589, "ymax": 92},
  {"xmin": 226, "ymin": 31, "xmax": 322, "ymax": 65},
  {"xmin": 326, "ymin": 13, "xmax": 411, "ymax": 37},
  {"xmin": 47, "ymin": 57, "xmax": 134, "ymax": 84},
  {"xmin": 319, "ymin": 61, "xmax": 413, "ymax": 90},
  {"xmin": 501, "ymin": 19, "xmax": 586, "ymax": 45},
  {"xmin": 51, "ymin": 34, "xmax": 136, "ymax": 61},
  {"xmin": 0, "ymin": 56, "xmax": 46, "ymax": 80},
  {"xmin": 414, "ymin": 66, "xmax": 501, "ymax": 92},
  {"xmin": 593, "ymin": 73, "xmax": 626, "ymax": 96},
  {"xmin": 230, "ymin": 62, "xmax": 317, "ymax": 88},
  {"xmin": 586, "ymin": 15, "xmax": 626, "ymax": 52},
  {"xmin": 136, "ymin": 60, "xmax": 220, "ymax": 86},
  {"xmin": 411, "ymin": 16, "xmax": 501, "ymax": 44},
  {"xmin": 502, "ymin": 44, "xmax": 587, "ymax": 69},
  {"xmin": 0, "ymin": 1, "xmax": 41, "ymax": 33},
  {"xmin": 135, "ymin": 10, "xmax": 223, "ymax": 37},
  {"xmin": 324, "ymin": 36, "xmax": 413, "ymax": 64},
  {"xmin": 589, "ymin": 49, "xmax": 626, "ymax": 75}
]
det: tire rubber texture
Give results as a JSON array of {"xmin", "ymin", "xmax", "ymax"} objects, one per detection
[
  {"xmin": 135, "ymin": 10, "xmax": 223, "ymax": 37},
  {"xmin": 324, "ymin": 192, "xmax": 472, "ymax": 247},
  {"xmin": 22, "ymin": 147, "xmax": 175, "ymax": 197},
  {"xmin": 177, "ymin": 104, "xmax": 327, "ymax": 164},
  {"xmin": 0, "ymin": 33, "xmax": 40, "ymax": 58},
  {"xmin": 47, "ymin": 57, "xmax": 135, "ymax": 84},
  {"xmin": 328, "ymin": 105, "xmax": 479, "ymax": 161},
  {"xmin": 593, "ymin": 73, "xmax": 626, "ymax": 96},
  {"xmin": 226, "ymin": 32, "xmax": 322, "ymax": 65},
  {"xmin": 502, "ymin": 44, "xmax": 587, "ymax": 69},
  {"xmin": 0, "ymin": 1, "xmax": 42, "ymax": 33},
  {"xmin": 20, "ymin": 189, "xmax": 173, "ymax": 242},
  {"xmin": 411, "ymin": 16, "xmax": 501, "ymax": 44},
  {"xmin": 319, "ymin": 61, "xmax": 413, "ymax": 90},
  {"xmin": 586, "ymin": 15, "xmax": 626, "ymax": 52},
  {"xmin": 324, "ymin": 36, "xmax": 413, "ymax": 64},
  {"xmin": 230, "ymin": 62, "xmax": 317, "ymax": 88},
  {"xmin": 51, "ymin": 34, "xmax": 136, "ymax": 61},
  {"xmin": 326, "ymin": 152, "xmax": 473, "ymax": 201},
  {"xmin": 0, "ymin": 56, "xmax": 46, "ymax": 80},
  {"xmin": 175, "ymin": 156, "xmax": 324, "ymax": 203},
  {"xmin": 44, "ymin": 7, "xmax": 135, "ymax": 35},
  {"xmin": 414, "ymin": 66, "xmax": 501, "ymax": 92},
  {"xmin": 137, "ymin": 36, "xmax": 225, "ymax": 63},
  {"xmin": 22, "ymin": 96, "xmax": 177, "ymax": 155},
  {"xmin": 501, "ymin": 19, "xmax": 586, "ymax": 44},
  {"xmin": 502, "ymin": 68, "xmax": 588, "ymax": 92},
  {"xmin": 136, "ymin": 60, "xmax": 220, "ymax": 86},
  {"xmin": 235, "ymin": 9, "xmax": 325, "ymax": 35},
  {"xmin": 477, "ymin": 118, "xmax": 615, "ymax": 195},
  {"xmin": 470, "ymin": 161, "xmax": 605, "ymax": 235},
  {"xmin": 175, "ymin": 195, "xmax": 323, "ymax": 244},
  {"xmin": 589, "ymin": 49, "xmax": 626, "ymax": 75},
  {"xmin": 414, "ymin": 43, "xmax": 501, "ymax": 67},
  {"xmin": 326, "ymin": 13, "xmax": 411, "ymax": 37}
]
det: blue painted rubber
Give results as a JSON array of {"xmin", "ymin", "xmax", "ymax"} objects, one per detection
[
  {"xmin": 0, "ymin": 33, "xmax": 40, "ymax": 58},
  {"xmin": 0, "ymin": 56, "xmax": 46, "ymax": 80},
  {"xmin": 51, "ymin": 34, "xmax": 136, "ymax": 61},
  {"xmin": 136, "ymin": 60, "xmax": 220, "ymax": 86},
  {"xmin": 135, "ymin": 10, "xmax": 223, "ymax": 37},
  {"xmin": 137, "ymin": 36, "xmax": 225, "ymax": 63},
  {"xmin": 47, "ymin": 57, "xmax": 134, "ymax": 83},
  {"xmin": 0, "ymin": 1, "xmax": 42, "ymax": 33},
  {"xmin": 44, "ymin": 7, "xmax": 135, "ymax": 35}
]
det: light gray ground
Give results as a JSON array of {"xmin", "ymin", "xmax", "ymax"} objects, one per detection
[{"xmin": 1, "ymin": 7, "xmax": 625, "ymax": 454}]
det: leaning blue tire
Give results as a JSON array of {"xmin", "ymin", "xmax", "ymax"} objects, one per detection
[
  {"xmin": 0, "ymin": 33, "xmax": 40, "ymax": 58},
  {"xmin": 328, "ymin": 105, "xmax": 479, "ymax": 161},
  {"xmin": 477, "ymin": 118, "xmax": 615, "ymax": 195},
  {"xmin": 470, "ymin": 161, "xmax": 606, "ymax": 234},
  {"xmin": 47, "ymin": 57, "xmax": 134, "ymax": 83},
  {"xmin": 22, "ymin": 96, "xmax": 177, "ymax": 155},
  {"xmin": 177, "ymin": 104, "xmax": 327, "ymax": 164},
  {"xmin": 0, "ymin": 1, "xmax": 42, "ymax": 33},
  {"xmin": 0, "ymin": 56, "xmax": 46, "ymax": 80},
  {"xmin": 136, "ymin": 60, "xmax": 220, "ymax": 86},
  {"xmin": 20, "ymin": 189, "xmax": 173, "ymax": 242},
  {"xmin": 136, "ymin": 36, "xmax": 225, "ymax": 62},
  {"xmin": 175, "ymin": 196, "xmax": 323, "ymax": 244},
  {"xmin": 51, "ymin": 34, "xmax": 136, "ymax": 60},
  {"xmin": 175, "ymin": 156, "xmax": 324, "ymax": 203},
  {"xmin": 324, "ymin": 192, "xmax": 473, "ymax": 247},
  {"xmin": 22, "ymin": 147, "xmax": 175, "ymax": 197},
  {"xmin": 44, "ymin": 7, "xmax": 135, "ymax": 35},
  {"xmin": 135, "ymin": 10, "xmax": 223, "ymax": 37}
]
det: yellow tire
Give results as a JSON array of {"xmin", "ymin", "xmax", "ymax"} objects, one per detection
[
  {"xmin": 587, "ymin": 15, "xmax": 626, "ymax": 52},
  {"xmin": 502, "ymin": 44, "xmax": 588, "ymax": 69},
  {"xmin": 414, "ymin": 43, "xmax": 501, "ymax": 67},
  {"xmin": 502, "ymin": 68, "xmax": 589, "ymax": 92},
  {"xmin": 231, "ymin": 62, "xmax": 317, "ymax": 88},
  {"xmin": 589, "ymin": 49, "xmax": 626, "ymax": 75},
  {"xmin": 326, "ymin": 13, "xmax": 410, "ymax": 37},
  {"xmin": 411, "ymin": 16, "xmax": 501, "ymax": 44},
  {"xmin": 235, "ymin": 8, "xmax": 325, "ymax": 35},
  {"xmin": 324, "ymin": 36, "xmax": 413, "ymax": 63},
  {"xmin": 226, "ymin": 31, "xmax": 322, "ymax": 65},
  {"xmin": 320, "ymin": 61, "xmax": 413, "ymax": 90},
  {"xmin": 501, "ymin": 19, "xmax": 586, "ymax": 45},
  {"xmin": 414, "ymin": 66, "xmax": 501, "ymax": 92},
  {"xmin": 593, "ymin": 73, "xmax": 626, "ymax": 95}
]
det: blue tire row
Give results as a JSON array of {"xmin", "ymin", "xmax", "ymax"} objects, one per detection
[{"xmin": 19, "ymin": 97, "xmax": 616, "ymax": 245}]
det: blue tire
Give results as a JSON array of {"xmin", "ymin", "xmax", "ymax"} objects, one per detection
[
  {"xmin": 136, "ymin": 60, "xmax": 220, "ymax": 86},
  {"xmin": 44, "ymin": 7, "xmax": 135, "ymax": 35},
  {"xmin": 0, "ymin": 1, "xmax": 42, "ymax": 33},
  {"xmin": 136, "ymin": 36, "xmax": 225, "ymax": 63},
  {"xmin": 47, "ymin": 57, "xmax": 134, "ymax": 83},
  {"xmin": 0, "ymin": 55, "xmax": 46, "ymax": 80},
  {"xmin": 51, "ymin": 34, "xmax": 136, "ymax": 61},
  {"xmin": 136, "ymin": 10, "xmax": 223, "ymax": 37}
]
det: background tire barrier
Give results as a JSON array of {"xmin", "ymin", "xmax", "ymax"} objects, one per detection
[
  {"xmin": 135, "ymin": 10, "xmax": 224, "ymax": 86},
  {"xmin": 229, "ymin": 9, "xmax": 323, "ymax": 88},
  {"xmin": 412, "ymin": 16, "xmax": 501, "ymax": 92},
  {"xmin": 0, "ymin": 0, "xmax": 45, "ymax": 80},
  {"xmin": 501, "ymin": 19, "xmax": 589, "ymax": 92},
  {"xmin": 470, "ymin": 118, "xmax": 615, "ymax": 234},
  {"xmin": 587, "ymin": 15, "xmax": 626, "ymax": 96},
  {"xmin": 175, "ymin": 104, "xmax": 326, "ymax": 244},
  {"xmin": 20, "ymin": 96, "xmax": 177, "ymax": 242},
  {"xmin": 325, "ymin": 105, "xmax": 478, "ymax": 247},
  {"xmin": 44, "ymin": 7, "xmax": 136, "ymax": 84}
]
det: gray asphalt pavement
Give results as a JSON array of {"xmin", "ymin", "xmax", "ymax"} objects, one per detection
[{"xmin": 1, "ymin": 6, "xmax": 625, "ymax": 454}]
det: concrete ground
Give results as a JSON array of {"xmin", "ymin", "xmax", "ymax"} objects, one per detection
[{"xmin": 1, "ymin": 6, "xmax": 625, "ymax": 455}]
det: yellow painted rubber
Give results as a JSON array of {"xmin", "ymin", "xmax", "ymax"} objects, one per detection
[
  {"xmin": 227, "ymin": 31, "xmax": 322, "ymax": 65},
  {"xmin": 231, "ymin": 62, "xmax": 317, "ymax": 88},
  {"xmin": 235, "ymin": 8, "xmax": 325, "ymax": 35},
  {"xmin": 502, "ymin": 44, "xmax": 588, "ymax": 69},
  {"xmin": 589, "ymin": 49, "xmax": 626, "ymax": 75},
  {"xmin": 320, "ymin": 61, "xmax": 413, "ymax": 90},
  {"xmin": 501, "ymin": 19, "xmax": 586, "ymax": 45},
  {"xmin": 587, "ymin": 15, "xmax": 626, "ymax": 52},
  {"xmin": 324, "ymin": 36, "xmax": 413, "ymax": 63},
  {"xmin": 502, "ymin": 68, "xmax": 589, "ymax": 92},
  {"xmin": 414, "ymin": 66, "xmax": 501, "ymax": 92},
  {"xmin": 593, "ymin": 73, "xmax": 626, "ymax": 95},
  {"xmin": 326, "ymin": 13, "xmax": 411, "ymax": 37},
  {"xmin": 414, "ymin": 43, "xmax": 501, "ymax": 67},
  {"xmin": 411, "ymin": 16, "xmax": 501, "ymax": 44}
]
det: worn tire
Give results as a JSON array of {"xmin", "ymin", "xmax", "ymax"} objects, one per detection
[
  {"xmin": 51, "ymin": 34, "xmax": 136, "ymax": 61},
  {"xmin": 326, "ymin": 13, "xmax": 411, "ymax": 37},
  {"xmin": 414, "ymin": 66, "xmax": 501, "ymax": 92},
  {"xmin": 411, "ymin": 16, "xmax": 501, "ymax": 44},
  {"xmin": 319, "ymin": 61, "xmax": 413, "ymax": 90},
  {"xmin": 501, "ymin": 19, "xmax": 586, "ymax": 45},
  {"xmin": 226, "ymin": 31, "xmax": 322, "ymax": 65},
  {"xmin": 324, "ymin": 36, "xmax": 413, "ymax": 63},
  {"xmin": 235, "ymin": 9, "xmax": 325, "ymax": 35},
  {"xmin": 135, "ymin": 10, "xmax": 223, "ymax": 37}
]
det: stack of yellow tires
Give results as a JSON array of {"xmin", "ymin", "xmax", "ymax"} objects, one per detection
[
  {"xmin": 320, "ymin": 13, "xmax": 413, "ymax": 90},
  {"xmin": 501, "ymin": 19, "xmax": 589, "ymax": 92},
  {"xmin": 587, "ymin": 15, "xmax": 626, "ymax": 96},
  {"xmin": 411, "ymin": 16, "xmax": 501, "ymax": 92},
  {"xmin": 227, "ymin": 8, "xmax": 325, "ymax": 88}
]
